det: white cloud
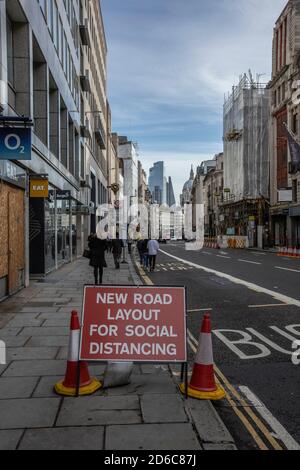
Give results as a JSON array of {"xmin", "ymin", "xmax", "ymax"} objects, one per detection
[{"xmin": 102, "ymin": 0, "xmax": 288, "ymax": 198}]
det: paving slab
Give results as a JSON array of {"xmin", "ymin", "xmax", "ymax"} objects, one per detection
[
  {"xmin": 2, "ymin": 360, "xmax": 67, "ymax": 377},
  {"xmin": 0, "ymin": 398, "xmax": 60, "ymax": 429},
  {"xmin": 19, "ymin": 426, "xmax": 105, "ymax": 450},
  {"xmin": 33, "ymin": 376, "xmax": 62, "ymax": 397},
  {"xmin": 7, "ymin": 347, "xmax": 58, "ymax": 361},
  {"xmin": 141, "ymin": 394, "xmax": 188, "ymax": 423},
  {"xmin": 6, "ymin": 318, "xmax": 44, "ymax": 328},
  {"xmin": 42, "ymin": 318, "xmax": 70, "ymax": 327},
  {"xmin": 56, "ymin": 346, "xmax": 68, "ymax": 360},
  {"xmin": 140, "ymin": 364, "xmax": 170, "ymax": 375},
  {"xmin": 106, "ymin": 374, "xmax": 177, "ymax": 396},
  {"xmin": 0, "ymin": 327, "xmax": 22, "ymax": 336},
  {"xmin": 188, "ymin": 400, "xmax": 235, "ymax": 444},
  {"xmin": 20, "ymin": 327, "xmax": 69, "ymax": 336},
  {"xmin": 0, "ymin": 336, "xmax": 30, "ymax": 347},
  {"xmin": 20, "ymin": 307, "xmax": 59, "ymax": 313},
  {"xmin": 0, "ymin": 430, "xmax": 24, "ymax": 450},
  {"xmin": 37, "ymin": 312, "xmax": 71, "ymax": 320},
  {"xmin": 0, "ymin": 377, "xmax": 39, "ymax": 399},
  {"xmin": 106, "ymin": 423, "xmax": 202, "ymax": 450},
  {"xmin": 26, "ymin": 336, "xmax": 68, "ymax": 347},
  {"xmin": 57, "ymin": 395, "xmax": 141, "ymax": 427},
  {"xmin": 203, "ymin": 443, "xmax": 237, "ymax": 450}
]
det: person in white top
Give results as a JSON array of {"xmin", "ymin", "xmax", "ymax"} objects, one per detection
[{"xmin": 147, "ymin": 239, "xmax": 160, "ymax": 272}]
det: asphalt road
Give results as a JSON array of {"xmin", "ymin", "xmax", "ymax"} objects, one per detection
[{"xmin": 142, "ymin": 242, "xmax": 300, "ymax": 450}]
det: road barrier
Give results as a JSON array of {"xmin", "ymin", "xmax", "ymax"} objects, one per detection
[
  {"xmin": 204, "ymin": 237, "xmax": 219, "ymax": 249},
  {"xmin": 180, "ymin": 313, "xmax": 226, "ymax": 400},
  {"xmin": 54, "ymin": 311, "xmax": 102, "ymax": 397},
  {"xmin": 277, "ymin": 246, "xmax": 300, "ymax": 258},
  {"xmin": 215, "ymin": 236, "xmax": 249, "ymax": 249}
]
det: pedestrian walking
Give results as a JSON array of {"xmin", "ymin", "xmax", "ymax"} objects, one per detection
[
  {"xmin": 141, "ymin": 239, "xmax": 150, "ymax": 270},
  {"xmin": 147, "ymin": 238, "xmax": 160, "ymax": 272},
  {"xmin": 112, "ymin": 234, "xmax": 123, "ymax": 269},
  {"xmin": 88, "ymin": 234, "xmax": 107, "ymax": 285},
  {"xmin": 127, "ymin": 237, "xmax": 133, "ymax": 255},
  {"xmin": 137, "ymin": 238, "xmax": 144, "ymax": 265}
]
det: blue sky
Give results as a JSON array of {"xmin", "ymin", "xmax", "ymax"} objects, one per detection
[{"xmin": 101, "ymin": 0, "xmax": 287, "ymax": 201}]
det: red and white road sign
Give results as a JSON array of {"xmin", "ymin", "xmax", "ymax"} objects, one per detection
[{"xmin": 80, "ymin": 286, "xmax": 187, "ymax": 363}]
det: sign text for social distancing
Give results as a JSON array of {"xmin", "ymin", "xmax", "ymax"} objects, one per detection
[{"xmin": 80, "ymin": 286, "xmax": 187, "ymax": 362}]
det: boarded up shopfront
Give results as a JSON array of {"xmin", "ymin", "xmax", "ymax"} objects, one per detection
[{"xmin": 0, "ymin": 181, "xmax": 25, "ymax": 299}]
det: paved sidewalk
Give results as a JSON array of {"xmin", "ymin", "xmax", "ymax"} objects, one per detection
[{"xmin": 0, "ymin": 254, "xmax": 236, "ymax": 450}]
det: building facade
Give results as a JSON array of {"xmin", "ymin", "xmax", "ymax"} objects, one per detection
[
  {"xmin": 180, "ymin": 166, "xmax": 195, "ymax": 207},
  {"xmin": 166, "ymin": 176, "xmax": 176, "ymax": 207},
  {"xmin": 268, "ymin": 0, "xmax": 300, "ymax": 247},
  {"xmin": 220, "ymin": 74, "xmax": 270, "ymax": 247},
  {"xmin": 0, "ymin": 0, "xmax": 109, "ymax": 299},
  {"xmin": 203, "ymin": 153, "xmax": 224, "ymax": 236},
  {"xmin": 148, "ymin": 161, "xmax": 166, "ymax": 205}
]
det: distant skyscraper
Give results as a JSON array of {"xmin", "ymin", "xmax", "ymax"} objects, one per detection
[
  {"xmin": 166, "ymin": 177, "xmax": 176, "ymax": 206},
  {"xmin": 148, "ymin": 162, "xmax": 166, "ymax": 204}
]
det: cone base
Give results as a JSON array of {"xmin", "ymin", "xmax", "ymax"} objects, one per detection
[
  {"xmin": 54, "ymin": 378, "xmax": 102, "ymax": 397},
  {"xmin": 179, "ymin": 382, "xmax": 226, "ymax": 401}
]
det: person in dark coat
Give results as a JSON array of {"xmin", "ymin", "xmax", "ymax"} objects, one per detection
[
  {"xmin": 137, "ymin": 238, "xmax": 144, "ymax": 265},
  {"xmin": 112, "ymin": 233, "xmax": 123, "ymax": 269},
  {"xmin": 88, "ymin": 234, "xmax": 107, "ymax": 285}
]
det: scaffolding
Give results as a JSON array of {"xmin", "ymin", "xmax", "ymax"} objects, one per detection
[{"xmin": 223, "ymin": 73, "xmax": 270, "ymax": 202}]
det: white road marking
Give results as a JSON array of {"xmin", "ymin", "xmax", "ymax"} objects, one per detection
[
  {"xmin": 238, "ymin": 259, "xmax": 262, "ymax": 265},
  {"xmin": 203, "ymin": 251, "xmax": 212, "ymax": 255},
  {"xmin": 248, "ymin": 304, "xmax": 289, "ymax": 308},
  {"xmin": 187, "ymin": 308, "xmax": 213, "ymax": 313},
  {"xmin": 239, "ymin": 386, "xmax": 300, "ymax": 450},
  {"xmin": 269, "ymin": 326, "xmax": 300, "ymax": 342},
  {"xmin": 159, "ymin": 249, "xmax": 300, "ymax": 308},
  {"xmin": 275, "ymin": 266, "xmax": 300, "ymax": 273},
  {"xmin": 251, "ymin": 252, "xmax": 266, "ymax": 256},
  {"xmin": 217, "ymin": 255, "xmax": 231, "ymax": 259},
  {"xmin": 246, "ymin": 327, "xmax": 293, "ymax": 355},
  {"xmin": 213, "ymin": 329, "xmax": 271, "ymax": 359}
]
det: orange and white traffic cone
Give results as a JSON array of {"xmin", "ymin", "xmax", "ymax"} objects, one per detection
[
  {"xmin": 180, "ymin": 314, "xmax": 225, "ymax": 400},
  {"xmin": 54, "ymin": 311, "xmax": 102, "ymax": 397}
]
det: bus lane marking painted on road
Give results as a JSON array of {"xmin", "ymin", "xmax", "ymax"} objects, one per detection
[
  {"xmin": 187, "ymin": 329, "xmax": 282, "ymax": 450},
  {"xmin": 239, "ymin": 386, "xmax": 300, "ymax": 450},
  {"xmin": 212, "ymin": 325, "xmax": 300, "ymax": 359},
  {"xmin": 158, "ymin": 249, "xmax": 300, "ymax": 308},
  {"xmin": 212, "ymin": 329, "xmax": 271, "ymax": 360},
  {"xmin": 275, "ymin": 266, "xmax": 300, "ymax": 273}
]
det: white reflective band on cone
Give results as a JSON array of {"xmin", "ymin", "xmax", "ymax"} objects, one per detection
[
  {"xmin": 68, "ymin": 330, "xmax": 80, "ymax": 362},
  {"xmin": 195, "ymin": 332, "xmax": 214, "ymax": 365}
]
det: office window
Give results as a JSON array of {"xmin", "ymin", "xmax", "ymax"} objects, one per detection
[
  {"xmin": 47, "ymin": 0, "xmax": 53, "ymax": 36},
  {"xmin": 6, "ymin": 17, "xmax": 14, "ymax": 87},
  {"xmin": 293, "ymin": 180, "xmax": 298, "ymax": 203},
  {"xmin": 39, "ymin": 0, "xmax": 47, "ymax": 18},
  {"xmin": 53, "ymin": 1, "xmax": 58, "ymax": 50}
]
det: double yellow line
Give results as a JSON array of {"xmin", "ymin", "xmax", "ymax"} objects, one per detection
[
  {"xmin": 135, "ymin": 260, "xmax": 283, "ymax": 451},
  {"xmin": 187, "ymin": 330, "xmax": 283, "ymax": 450}
]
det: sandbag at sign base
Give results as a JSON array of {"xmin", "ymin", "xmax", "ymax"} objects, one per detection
[{"xmin": 103, "ymin": 362, "xmax": 133, "ymax": 388}]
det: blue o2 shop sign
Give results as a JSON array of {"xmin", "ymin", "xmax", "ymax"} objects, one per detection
[{"xmin": 0, "ymin": 127, "xmax": 32, "ymax": 161}]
